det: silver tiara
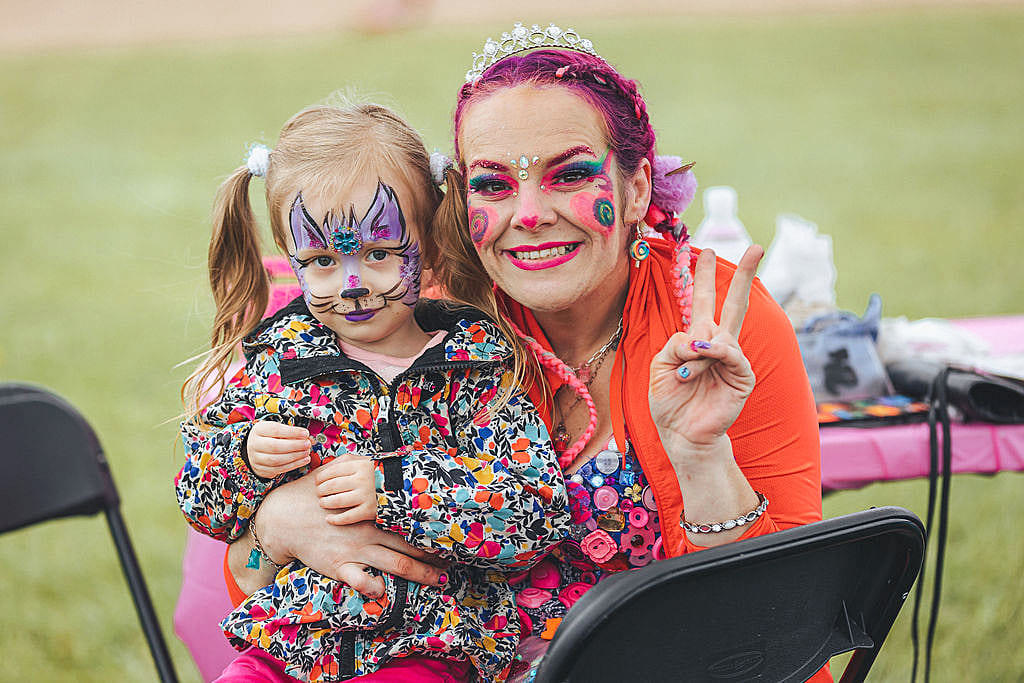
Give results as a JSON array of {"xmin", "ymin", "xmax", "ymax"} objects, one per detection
[{"xmin": 465, "ymin": 22, "xmax": 604, "ymax": 83}]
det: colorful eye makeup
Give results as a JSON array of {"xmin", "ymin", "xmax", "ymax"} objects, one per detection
[
  {"xmin": 468, "ymin": 172, "xmax": 517, "ymax": 200},
  {"xmin": 539, "ymin": 148, "xmax": 612, "ymax": 193}
]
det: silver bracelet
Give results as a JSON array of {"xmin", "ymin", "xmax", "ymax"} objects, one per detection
[{"xmin": 679, "ymin": 492, "xmax": 769, "ymax": 534}]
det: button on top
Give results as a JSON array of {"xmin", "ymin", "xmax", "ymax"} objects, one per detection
[{"xmin": 594, "ymin": 450, "xmax": 620, "ymax": 474}]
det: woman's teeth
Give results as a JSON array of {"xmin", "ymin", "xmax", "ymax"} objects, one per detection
[{"xmin": 511, "ymin": 244, "xmax": 577, "ymax": 260}]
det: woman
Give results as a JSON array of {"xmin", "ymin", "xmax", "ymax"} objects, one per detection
[{"xmin": 224, "ymin": 24, "xmax": 824, "ymax": 681}]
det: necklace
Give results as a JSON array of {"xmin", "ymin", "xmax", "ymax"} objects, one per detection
[
  {"xmin": 569, "ymin": 318, "xmax": 623, "ymax": 383},
  {"xmin": 552, "ymin": 318, "xmax": 623, "ymax": 453}
]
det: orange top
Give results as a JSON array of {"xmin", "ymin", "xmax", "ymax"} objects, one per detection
[{"xmin": 501, "ymin": 238, "xmax": 823, "ymax": 556}]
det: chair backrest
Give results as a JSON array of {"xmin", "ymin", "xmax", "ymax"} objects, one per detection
[
  {"xmin": 0, "ymin": 383, "xmax": 119, "ymax": 533},
  {"xmin": 535, "ymin": 506, "xmax": 924, "ymax": 683},
  {"xmin": 0, "ymin": 383, "xmax": 178, "ymax": 682}
]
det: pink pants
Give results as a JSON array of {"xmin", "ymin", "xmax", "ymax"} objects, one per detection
[{"xmin": 215, "ymin": 647, "xmax": 475, "ymax": 682}]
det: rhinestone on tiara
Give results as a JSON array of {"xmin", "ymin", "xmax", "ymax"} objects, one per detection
[{"xmin": 465, "ymin": 22, "xmax": 604, "ymax": 83}]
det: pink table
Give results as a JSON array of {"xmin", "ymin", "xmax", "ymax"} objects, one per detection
[
  {"xmin": 820, "ymin": 315, "xmax": 1024, "ymax": 491},
  {"xmin": 174, "ymin": 314, "xmax": 1024, "ymax": 680}
]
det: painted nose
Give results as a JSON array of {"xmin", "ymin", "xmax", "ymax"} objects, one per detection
[
  {"xmin": 512, "ymin": 183, "xmax": 552, "ymax": 233},
  {"xmin": 340, "ymin": 288, "xmax": 370, "ymax": 299}
]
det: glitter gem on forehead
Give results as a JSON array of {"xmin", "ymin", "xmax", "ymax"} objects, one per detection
[
  {"xmin": 331, "ymin": 221, "xmax": 362, "ymax": 255},
  {"xmin": 509, "ymin": 154, "xmax": 540, "ymax": 181}
]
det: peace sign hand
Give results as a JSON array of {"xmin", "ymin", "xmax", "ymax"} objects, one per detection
[{"xmin": 649, "ymin": 245, "xmax": 764, "ymax": 462}]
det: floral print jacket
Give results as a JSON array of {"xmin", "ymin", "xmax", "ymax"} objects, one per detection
[{"xmin": 175, "ymin": 297, "xmax": 569, "ymax": 682}]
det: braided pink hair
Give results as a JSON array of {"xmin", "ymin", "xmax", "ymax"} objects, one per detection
[{"xmin": 507, "ymin": 321, "xmax": 597, "ymax": 470}]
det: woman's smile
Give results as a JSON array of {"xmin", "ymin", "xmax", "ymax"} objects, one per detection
[{"xmin": 504, "ymin": 241, "xmax": 581, "ymax": 270}]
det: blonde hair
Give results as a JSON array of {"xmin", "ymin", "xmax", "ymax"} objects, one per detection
[{"xmin": 182, "ymin": 102, "xmax": 442, "ymax": 422}]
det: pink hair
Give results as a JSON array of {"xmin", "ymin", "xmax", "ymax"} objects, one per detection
[
  {"xmin": 456, "ymin": 49, "xmax": 694, "ymax": 462},
  {"xmin": 507, "ymin": 321, "xmax": 597, "ymax": 469}
]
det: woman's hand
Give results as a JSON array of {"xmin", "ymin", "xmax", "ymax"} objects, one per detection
[
  {"xmin": 234, "ymin": 468, "xmax": 447, "ymax": 598},
  {"xmin": 649, "ymin": 246, "xmax": 764, "ymax": 461}
]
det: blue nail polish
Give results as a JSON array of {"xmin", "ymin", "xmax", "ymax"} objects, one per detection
[
  {"xmin": 677, "ymin": 366, "xmax": 690, "ymax": 379},
  {"xmin": 691, "ymin": 340, "xmax": 712, "ymax": 351}
]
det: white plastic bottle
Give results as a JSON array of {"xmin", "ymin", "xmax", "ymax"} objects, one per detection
[{"xmin": 692, "ymin": 186, "xmax": 752, "ymax": 265}]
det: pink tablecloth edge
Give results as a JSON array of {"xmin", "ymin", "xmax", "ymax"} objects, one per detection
[{"xmin": 820, "ymin": 421, "xmax": 1024, "ymax": 492}]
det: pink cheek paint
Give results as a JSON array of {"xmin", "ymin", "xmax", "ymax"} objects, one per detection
[
  {"xmin": 570, "ymin": 191, "xmax": 617, "ymax": 238},
  {"xmin": 469, "ymin": 205, "xmax": 499, "ymax": 246}
]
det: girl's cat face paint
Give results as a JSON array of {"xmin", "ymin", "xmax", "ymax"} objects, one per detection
[{"xmin": 285, "ymin": 179, "xmax": 425, "ymax": 353}]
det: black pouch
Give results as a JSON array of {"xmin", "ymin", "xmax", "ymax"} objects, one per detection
[{"xmin": 886, "ymin": 359, "xmax": 1024, "ymax": 424}]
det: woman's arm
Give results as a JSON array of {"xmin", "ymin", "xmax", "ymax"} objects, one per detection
[
  {"xmin": 649, "ymin": 246, "xmax": 820, "ymax": 550},
  {"xmin": 226, "ymin": 470, "xmax": 448, "ymax": 599}
]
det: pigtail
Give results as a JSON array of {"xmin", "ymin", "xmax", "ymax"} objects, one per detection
[{"xmin": 182, "ymin": 165, "xmax": 270, "ymax": 424}]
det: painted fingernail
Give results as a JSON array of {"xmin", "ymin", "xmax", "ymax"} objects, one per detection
[
  {"xmin": 677, "ymin": 366, "xmax": 690, "ymax": 380},
  {"xmin": 438, "ymin": 572, "xmax": 449, "ymax": 585},
  {"xmin": 691, "ymin": 340, "xmax": 712, "ymax": 351}
]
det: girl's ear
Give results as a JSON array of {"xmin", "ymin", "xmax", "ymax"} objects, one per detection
[{"xmin": 622, "ymin": 157, "xmax": 652, "ymax": 226}]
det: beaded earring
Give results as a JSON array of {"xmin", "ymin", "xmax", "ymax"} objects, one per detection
[{"xmin": 629, "ymin": 222, "xmax": 650, "ymax": 267}]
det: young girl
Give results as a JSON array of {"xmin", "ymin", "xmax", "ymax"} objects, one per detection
[{"xmin": 175, "ymin": 102, "xmax": 569, "ymax": 682}]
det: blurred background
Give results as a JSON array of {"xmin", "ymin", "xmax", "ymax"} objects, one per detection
[{"xmin": 1, "ymin": 0, "xmax": 1022, "ymax": 680}]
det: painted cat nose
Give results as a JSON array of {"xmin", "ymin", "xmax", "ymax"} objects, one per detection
[{"xmin": 340, "ymin": 288, "xmax": 370, "ymax": 299}]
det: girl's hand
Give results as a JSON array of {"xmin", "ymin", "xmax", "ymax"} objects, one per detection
[
  {"xmin": 247, "ymin": 421, "xmax": 311, "ymax": 478},
  {"xmin": 315, "ymin": 453, "xmax": 377, "ymax": 525},
  {"xmin": 649, "ymin": 246, "xmax": 764, "ymax": 462}
]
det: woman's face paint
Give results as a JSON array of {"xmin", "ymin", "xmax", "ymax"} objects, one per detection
[
  {"xmin": 548, "ymin": 148, "xmax": 617, "ymax": 238},
  {"xmin": 285, "ymin": 180, "xmax": 425, "ymax": 353},
  {"xmin": 458, "ymin": 85, "xmax": 633, "ymax": 315},
  {"xmin": 468, "ymin": 205, "xmax": 498, "ymax": 246}
]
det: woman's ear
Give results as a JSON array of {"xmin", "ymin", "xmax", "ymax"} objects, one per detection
[{"xmin": 622, "ymin": 157, "xmax": 652, "ymax": 225}]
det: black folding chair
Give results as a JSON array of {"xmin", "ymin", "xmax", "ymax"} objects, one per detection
[
  {"xmin": 535, "ymin": 506, "xmax": 924, "ymax": 683},
  {"xmin": 0, "ymin": 383, "xmax": 179, "ymax": 682}
]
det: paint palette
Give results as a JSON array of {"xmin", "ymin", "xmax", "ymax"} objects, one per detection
[{"xmin": 817, "ymin": 394, "xmax": 930, "ymax": 427}]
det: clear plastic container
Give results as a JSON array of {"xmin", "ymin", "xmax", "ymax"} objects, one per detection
[{"xmin": 692, "ymin": 186, "xmax": 752, "ymax": 265}]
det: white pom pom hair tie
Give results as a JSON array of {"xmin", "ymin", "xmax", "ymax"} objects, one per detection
[
  {"xmin": 246, "ymin": 143, "xmax": 271, "ymax": 178},
  {"xmin": 429, "ymin": 151, "xmax": 452, "ymax": 186}
]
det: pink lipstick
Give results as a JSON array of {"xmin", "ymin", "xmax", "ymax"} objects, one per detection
[{"xmin": 504, "ymin": 242, "xmax": 581, "ymax": 271}]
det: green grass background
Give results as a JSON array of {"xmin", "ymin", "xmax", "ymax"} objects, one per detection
[{"xmin": 1, "ymin": 6, "xmax": 1022, "ymax": 681}]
